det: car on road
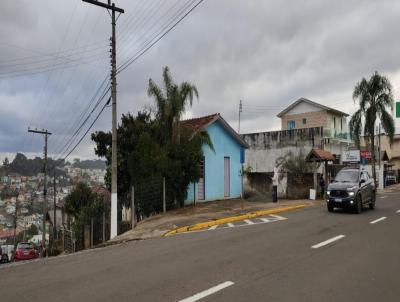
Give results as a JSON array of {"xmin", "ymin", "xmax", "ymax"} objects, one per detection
[
  {"xmin": 327, "ymin": 168, "xmax": 375, "ymax": 213},
  {"xmin": 14, "ymin": 242, "xmax": 38, "ymax": 262}
]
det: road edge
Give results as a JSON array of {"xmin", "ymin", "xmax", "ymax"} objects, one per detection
[{"xmin": 164, "ymin": 204, "xmax": 308, "ymax": 236}]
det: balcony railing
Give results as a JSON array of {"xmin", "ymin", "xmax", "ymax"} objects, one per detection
[{"xmin": 323, "ymin": 128, "xmax": 352, "ymax": 142}]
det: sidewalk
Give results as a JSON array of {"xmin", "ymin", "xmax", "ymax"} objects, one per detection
[{"xmin": 106, "ymin": 198, "xmax": 322, "ymax": 245}]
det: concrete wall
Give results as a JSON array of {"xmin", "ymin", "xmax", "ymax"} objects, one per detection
[
  {"xmin": 186, "ymin": 121, "xmax": 244, "ymax": 204},
  {"xmin": 244, "ymin": 172, "xmax": 316, "ymax": 200},
  {"xmin": 242, "ymin": 127, "xmax": 324, "ymax": 173}
]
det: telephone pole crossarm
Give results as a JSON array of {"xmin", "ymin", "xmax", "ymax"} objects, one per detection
[{"xmin": 82, "ymin": 0, "xmax": 124, "ymax": 13}]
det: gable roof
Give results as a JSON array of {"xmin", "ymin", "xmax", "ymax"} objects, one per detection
[
  {"xmin": 181, "ymin": 113, "xmax": 249, "ymax": 148},
  {"xmin": 306, "ymin": 148, "xmax": 335, "ymax": 162},
  {"xmin": 277, "ymin": 98, "xmax": 349, "ymax": 118}
]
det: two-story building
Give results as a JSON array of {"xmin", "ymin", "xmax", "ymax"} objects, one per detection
[{"xmin": 243, "ymin": 98, "xmax": 353, "ymax": 174}]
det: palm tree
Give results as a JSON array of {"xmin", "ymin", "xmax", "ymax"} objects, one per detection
[
  {"xmin": 349, "ymin": 71, "xmax": 395, "ymax": 185},
  {"xmin": 148, "ymin": 66, "xmax": 199, "ymax": 146}
]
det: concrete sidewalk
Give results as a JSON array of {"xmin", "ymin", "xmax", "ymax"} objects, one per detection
[{"xmin": 106, "ymin": 198, "xmax": 322, "ymax": 245}]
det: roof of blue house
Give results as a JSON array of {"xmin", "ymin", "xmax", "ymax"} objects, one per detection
[{"xmin": 181, "ymin": 113, "xmax": 249, "ymax": 148}]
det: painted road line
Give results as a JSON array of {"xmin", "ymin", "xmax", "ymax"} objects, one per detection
[
  {"xmin": 178, "ymin": 281, "xmax": 234, "ymax": 302},
  {"xmin": 269, "ymin": 214, "xmax": 287, "ymax": 220},
  {"xmin": 208, "ymin": 225, "xmax": 218, "ymax": 230},
  {"xmin": 244, "ymin": 219, "xmax": 255, "ymax": 225},
  {"xmin": 396, "ymin": 210, "xmax": 400, "ymax": 214},
  {"xmin": 379, "ymin": 196, "xmax": 387, "ymax": 199},
  {"xmin": 311, "ymin": 235, "xmax": 346, "ymax": 249},
  {"xmin": 227, "ymin": 223, "xmax": 235, "ymax": 228},
  {"xmin": 259, "ymin": 217, "xmax": 272, "ymax": 223},
  {"xmin": 370, "ymin": 217, "xmax": 387, "ymax": 224}
]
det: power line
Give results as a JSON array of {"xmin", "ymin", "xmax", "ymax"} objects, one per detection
[
  {"xmin": 61, "ymin": 97, "xmax": 111, "ymax": 161},
  {"xmin": 56, "ymin": 84, "xmax": 111, "ymax": 159},
  {"xmin": 118, "ymin": 0, "xmax": 205, "ymax": 74}
]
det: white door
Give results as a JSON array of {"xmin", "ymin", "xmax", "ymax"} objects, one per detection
[{"xmin": 224, "ymin": 157, "xmax": 230, "ymax": 197}]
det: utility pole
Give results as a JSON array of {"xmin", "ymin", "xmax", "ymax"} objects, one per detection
[
  {"xmin": 53, "ymin": 170, "xmax": 57, "ymax": 242},
  {"xmin": 238, "ymin": 100, "xmax": 243, "ymax": 134},
  {"xmin": 28, "ymin": 128, "xmax": 51, "ymax": 257},
  {"xmin": 13, "ymin": 189, "xmax": 19, "ymax": 248},
  {"xmin": 82, "ymin": 0, "xmax": 124, "ymax": 239}
]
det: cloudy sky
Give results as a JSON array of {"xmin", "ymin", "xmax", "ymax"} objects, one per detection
[{"xmin": 1, "ymin": 0, "xmax": 400, "ymax": 162}]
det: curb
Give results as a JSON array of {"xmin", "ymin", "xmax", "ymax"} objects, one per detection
[{"xmin": 164, "ymin": 204, "xmax": 308, "ymax": 236}]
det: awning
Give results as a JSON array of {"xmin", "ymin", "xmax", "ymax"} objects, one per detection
[{"xmin": 306, "ymin": 148, "xmax": 335, "ymax": 162}]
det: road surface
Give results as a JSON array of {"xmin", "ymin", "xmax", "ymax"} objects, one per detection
[{"xmin": 1, "ymin": 189, "xmax": 400, "ymax": 301}]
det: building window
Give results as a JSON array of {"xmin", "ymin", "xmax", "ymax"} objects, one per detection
[
  {"xmin": 333, "ymin": 117, "xmax": 336, "ymax": 129},
  {"xmin": 340, "ymin": 118, "xmax": 343, "ymax": 131},
  {"xmin": 288, "ymin": 120, "xmax": 296, "ymax": 130},
  {"xmin": 302, "ymin": 118, "xmax": 307, "ymax": 125}
]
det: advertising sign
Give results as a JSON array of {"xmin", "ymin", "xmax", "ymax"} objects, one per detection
[
  {"xmin": 342, "ymin": 150, "xmax": 360, "ymax": 163},
  {"xmin": 360, "ymin": 150, "xmax": 372, "ymax": 159}
]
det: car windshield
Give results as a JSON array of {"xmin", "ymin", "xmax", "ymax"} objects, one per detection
[
  {"xmin": 17, "ymin": 243, "xmax": 33, "ymax": 250},
  {"xmin": 334, "ymin": 170, "xmax": 359, "ymax": 183}
]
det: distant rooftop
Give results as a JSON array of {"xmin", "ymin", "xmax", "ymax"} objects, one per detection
[{"xmin": 277, "ymin": 97, "xmax": 349, "ymax": 118}]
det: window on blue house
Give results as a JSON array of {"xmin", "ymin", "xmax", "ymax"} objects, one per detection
[{"xmin": 288, "ymin": 120, "xmax": 296, "ymax": 130}]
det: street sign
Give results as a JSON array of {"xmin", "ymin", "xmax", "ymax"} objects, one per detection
[
  {"xmin": 396, "ymin": 101, "xmax": 400, "ymax": 118},
  {"xmin": 342, "ymin": 150, "xmax": 360, "ymax": 163}
]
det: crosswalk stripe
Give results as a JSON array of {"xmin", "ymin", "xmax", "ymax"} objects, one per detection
[
  {"xmin": 208, "ymin": 225, "xmax": 218, "ymax": 230},
  {"xmin": 244, "ymin": 219, "xmax": 255, "ymax": 225},
  {"xmin": 227, "ymin": 223, "xmax": 235, "ymax": 227},
  {"xmin": 259, "ymin": 217, "xmax": 271, "ymax": 223}
]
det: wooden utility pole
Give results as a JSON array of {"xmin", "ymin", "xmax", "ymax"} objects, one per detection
[
  {"xmin": 28, "ymin": 128, "xmax": 51, "ymax": 257},
  {"xmin": 53, "ymin": 170, "xmax": 57, "ymax": 241},
  {"xmin": 82, "ymin": 0, "xmax": 124, "ymax": 239},
  {"xmin": 238, "ymin": 100, "xmax": 242, "ymax": 134}
]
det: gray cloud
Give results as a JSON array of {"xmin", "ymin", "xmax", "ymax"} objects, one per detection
[{"xmin": 1, "ymin": 0, "xmax": 400, "ymax": 161}]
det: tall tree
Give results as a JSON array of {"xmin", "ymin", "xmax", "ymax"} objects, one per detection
[
  {"xmin": 148, "ymin": 66, "xmax": 199, "ymax": 145},
  {"xmin": 349, "ymin": 71, "xmax": 395, "ymax": 185}
]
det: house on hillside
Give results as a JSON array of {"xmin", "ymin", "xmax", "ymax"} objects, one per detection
[
  {"xmin": 243, "ymin": 98, "xmax": 353, "ymax": 173},
  {"xmin": 182, "ymin": 114, "xmax": 248, "ymax": 204},
  {"xmin": 241, "ymin": 98, "xmax": 354, "ymax": 199}
]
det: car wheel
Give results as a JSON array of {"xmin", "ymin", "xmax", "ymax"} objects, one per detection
[
  {"xmin": 327, "ymin": 204, "xmax": 334, "ymax": 212},
  {"xmin": 355, "ymin": 195, "xmax": 362, "ymax": 214}
]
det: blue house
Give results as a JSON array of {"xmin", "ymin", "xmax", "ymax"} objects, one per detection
[{"xmin": 183, "ymin": 113, "xmax": 248, "ymax": 204}]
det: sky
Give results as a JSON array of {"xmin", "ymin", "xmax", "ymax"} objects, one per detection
[{"xmin": 1, "ymin": 0, "xmax": 400, "ymax": 162}]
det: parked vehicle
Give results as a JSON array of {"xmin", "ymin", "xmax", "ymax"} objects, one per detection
[
  {"xmin": 0, "ymin": 245, "xmax": 14, "ymax": 263},
  {"xmin": 327, "ymin": 168, "xmax": 375, "ymax": 213},
  {"xmin": 385, "ymin": 170, "xmax": 397, "ymax": 185},
  {"xmin": 14, "ymin": 242, "xmax": 38, "ymax": 261}
]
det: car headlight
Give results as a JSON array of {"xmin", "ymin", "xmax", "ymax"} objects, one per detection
[
  {"xmin": 348, "ymin": 191, "xmax": 355, "ymax": 197},
  {"xmin": 326, "ymin": 190, "xmax": 330, "ymax": 196}
]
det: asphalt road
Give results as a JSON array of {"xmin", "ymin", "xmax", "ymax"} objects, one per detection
[{"xmin": 1, "ymin": 190, "xmax": 400, "ymax": 302}]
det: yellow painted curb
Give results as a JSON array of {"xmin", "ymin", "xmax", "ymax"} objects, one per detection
[{"xmin": 164, "ymin": 204, "xmax": 307, "ymax": 236}]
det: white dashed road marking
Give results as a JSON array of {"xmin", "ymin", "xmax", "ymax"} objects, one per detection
[
  {"xmin": 208, "ymin": 225, "xmax": 218, "ymax": 230},
  {"xmin": 178, "ymin": 281, "xmax": 234, "ymax": 302},
  {"xmin": 370, "ymin": 217, "xmax": 387, "ymax": 224},
  {"xmin": 396, "ymin": 210, "xmax": 400, "ymax": 214},
  {"xmin": 244, "ymin": 219, "xmax": 255, "ymax": 225},
  {"xmin": 311, "ymin": 235, "xmax": 346, "ymax": 249},
  {"xmin": 379, "ymin": 196, "xmax": 387, "ymax": 199},
  {"xmin": 227, "ymin": 223, "xmax": 235, "ymax": 228}
]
